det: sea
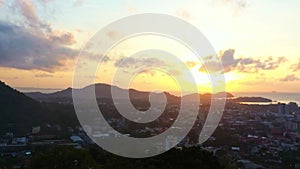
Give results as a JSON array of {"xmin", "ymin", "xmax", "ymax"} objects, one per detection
[
  {"xmin": 232, "ymin": 92, "xmax": 300, "ymax": 105},
  {"xmin": 16, "ymin": 87, "xmax": 300, "ymax": 106}
]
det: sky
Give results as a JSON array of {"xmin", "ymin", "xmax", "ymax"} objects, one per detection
[{"xmin": 0, "ymin": 0, "xmax": 300, "ymax": 94}]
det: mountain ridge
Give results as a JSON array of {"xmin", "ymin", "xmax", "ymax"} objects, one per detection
[
  {"xmin": 24, "ymin": 83, "xmax": 233, "ymax": 103},
  {"xmin": 0, "ymin": 81, "xmax": 78, "ymax": 135}
]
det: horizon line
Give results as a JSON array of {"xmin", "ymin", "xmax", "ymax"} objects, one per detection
[{"xmin": 12, "ymin": 83, "xmax": 300, "ymax": 96}]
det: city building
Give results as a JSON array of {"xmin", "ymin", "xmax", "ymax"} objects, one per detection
[
  {"xmin": 287, "ymin": 102, "xmax": 299, "ymax": 114},
  {"xmin": 278, "ymin": 103, "xmax": 286, "ymax": 114},
  {"xmin": 32, "ymin": 126, "xmax": 41, "ymax": 134}
]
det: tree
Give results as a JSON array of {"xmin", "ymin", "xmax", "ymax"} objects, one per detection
[{"xmin": 30, "ymin": 146, "xmax": 102, "ymax": 169}]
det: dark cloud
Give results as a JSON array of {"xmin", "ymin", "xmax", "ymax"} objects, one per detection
[
  {"xmin": 49, "ymin": 31, "xmax": 76, "ymax": 45},
  {"xmin": 0, "ymin": 0, "xmax": 86, "ymax": 71},
  {"xmin": 290, "ymin": 59, "xmax": 300, "ymax": 72},
  {"xmin": 199, "ymin": 49, "xmax": 237, "ymax": 73},
  {"xmin": 199, "ymin": 49, "xmax": 287, "ymax": 73},
  {"xmin": 220, "ymin": 49, "xmax": 239, "ymax": 72},
  {"xmin": 101, "ymin": 55, "xmax": 110, "ymax": 62},
  {"xmin": 0, "ymin": 21, "xmax": 77, "ymax": 71},
  {"xmin": 280, "ymin": 74, "xmax": 300, "ymax": 82},
  {"xmin": 237, "ymin": 56, "xmax": 287, "ymax": 73}
]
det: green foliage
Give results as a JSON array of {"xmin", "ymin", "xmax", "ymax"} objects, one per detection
[
  {"xmin": 204, "ymin": 127, "xmax": 240, "ymax": 147},
  {"xmin": 280, "ymin": 150, "xmax": 300, "ymax": 169},
  {"xmin": 30, "ymin": 146, "xmax": 102, "ymax": 169},
  {"xmin": 30, "ymin": 146, "xmax": 227, "ymax": 169},
  {"xmin": 0, "ymin": 81, "xmax": 79, "ymax": 135}
]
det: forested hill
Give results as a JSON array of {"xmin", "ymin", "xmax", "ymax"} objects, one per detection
[{"xmin": 0, "ymin": 81, "xmax": 78, "ymax": 135}]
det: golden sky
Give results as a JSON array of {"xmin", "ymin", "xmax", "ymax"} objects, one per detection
[{"xmin": 0, "ymin": 0, "xmax": 299, "ymax": 94}]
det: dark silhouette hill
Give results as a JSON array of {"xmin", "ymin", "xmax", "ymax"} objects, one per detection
[
  {"xmin": 25, "ymin": 83, "xmax": 233, "ymax": 104},
  {"xmin": 182, "ymin": 92, "xmax": 234, "ymax": 104},
  {"xmin": 0, "ymin": 81, "xmax": 78, "ymax": 135},
  {"xmin": 229, "ymin": 97, "xmax": 272, "ymax": 103},
  {"xmin": 25, "ymin": 83, "xmax": 180, "ymax": 104}
]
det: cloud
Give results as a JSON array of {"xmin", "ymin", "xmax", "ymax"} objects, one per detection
[
  {"xmin": 198, "ymin": 61, "xmax": 223, "ymax": 73},
  {"xmin": 168, "ymin": 69, "xmax": 181, "ymax": 76},
  {"xmin": 37, "ymin": 0, "xmax": 52, "ymax": 3},
  {"xmin": 106, "ymin": 31, "xmax": 120, "ymax": 40},
  {"xmin": 101, "ymin": 55, "xmax": 110, "ymax": 62},
  {"xmin": 73, "ymin": 0, "xmax": 86, "ymax": 7},
  {"xmin": 237, "ymin": 56, "xmax": 287, "ymax": 73},
  {"xmin": 280, "ymin": 74, "xmax": 300, "ymax": 82},
  {"xmin": 290, "ymin": 59, "xmax": 300, "ymax": 72},
  {"xmin": 15, "ymin": 0, "xmax": 51, "ymax": 32},
  {"xmin": 114, "ymin": 57, "xmax": 166, "ymax": 69},
  {"xmin": 139, "ymin": 69, "xmax": 157, "ymax": 76},
  {"xmin": 199, "ymin": 49, "xmax": 237, "ymax": 73},
  {"xmin": 0, "ymin": 21, "xmax": 77, "ymax": 71},
  {"xmin": 16, "ymin": 0, "xmax": 38, "ymax": 24},
  {"xmin": 0, "ymin": 76, "xmax": 19, "ymax": 80},
  {"xmin": 127, "ymin": 7, "xmax": 138, "ymax": 13},
  {"xmin": 220, "ymin": 49, "xmax": 239, "ymax": 72},
  {"xmin": 218, "ymin": 0, "xmax": 249, "ymax": 9},
  {"xmin": 124, "ymin": 0, "xmax": 138, "ymax": 14},
  {"xmin": 176, "ymin": 9, "xmax": 191, "ymax": 19},
  {"xmin": 214, "ymin": 0, "xmax": 249, "ymax": 16},
  {"xmin": 199, "ymin": 49, "xmax": 287, "ymax": 73},
  {"xmin": 0, "ymin": 0, "xmax": 89, "ymax": 71},
  {"xmin": 49, "ymin": 31, "xmax": 76, "ymax": 45},
  {"xmin": 138, "ymin": 68, "xmax": 181, "ymax": 77},
  {"xmin": 34, "ymin": 73, "xmax": 54, "ymax": 78},
  {"xmin": 114, "ymin": 56, "xmax": 184, "ymax": 77},
  {"xmin": 186, "ymin": 61, "xmax": 197, "ymax": 68}
]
